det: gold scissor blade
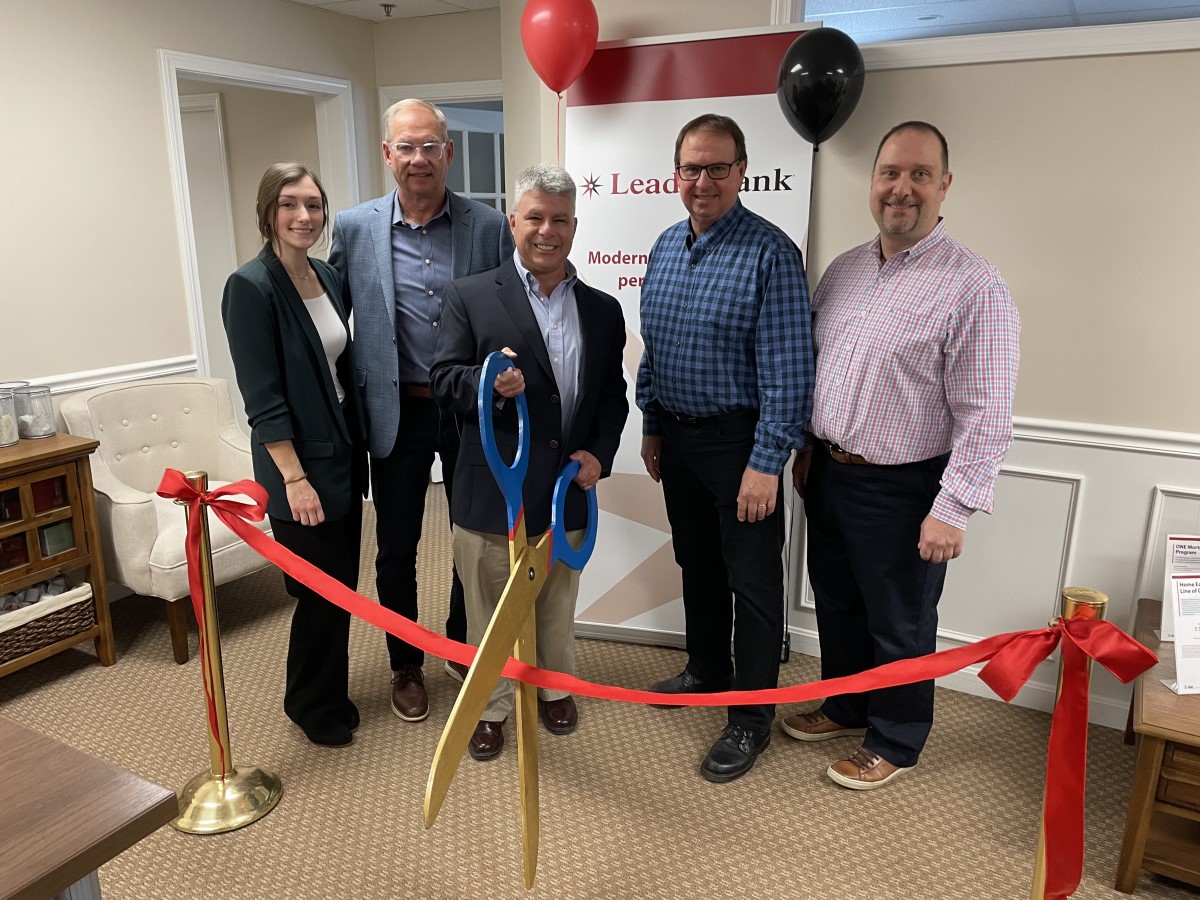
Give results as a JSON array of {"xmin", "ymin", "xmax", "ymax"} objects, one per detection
[
  {"xmin": 424, "ymin": 542, "xmax": 548, "ymax": 828},
  {"xmin": 514, "ymin": 608, "xmax": 539, "ymax": 888}
]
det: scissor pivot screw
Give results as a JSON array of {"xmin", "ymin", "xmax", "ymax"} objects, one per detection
[{"xmin": 527, "ymin": 567, "xmax": 536, "ymax": 580}]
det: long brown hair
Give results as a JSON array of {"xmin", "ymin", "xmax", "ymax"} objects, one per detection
[{"xmin": 254, "ymin": 162, "xmax": 329, "ymax": 247}]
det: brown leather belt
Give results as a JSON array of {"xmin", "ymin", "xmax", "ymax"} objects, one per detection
[
  {"xmin": 402, "ymin": 383, "xmax": 432, "ymax": 399},
  {"xmin": 820, "ymin": 439, "xmax": 872, "ymax": 466}
]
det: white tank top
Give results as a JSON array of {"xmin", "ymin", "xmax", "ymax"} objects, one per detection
[{"xmin": 301, "ymin": 292, "xmax": 347, "ymax": 404}]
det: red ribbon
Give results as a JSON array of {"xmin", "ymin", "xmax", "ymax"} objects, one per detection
[{"xmin": 156, "ymin": 469, "xmax": 1156, "ymax": 899}]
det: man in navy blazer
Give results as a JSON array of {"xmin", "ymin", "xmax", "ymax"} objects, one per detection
[
  {"xmin": 431, "ymin": 163, "xmax": 627, "ymax": 761},
  {"xmin": 330, "ymin": 99, "xmax": 513, "ymax": 723}
]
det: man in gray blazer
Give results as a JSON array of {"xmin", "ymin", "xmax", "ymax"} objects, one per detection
[{"xmin": 330, "ymin": 98, "xmax": 513, "ymax": 724}]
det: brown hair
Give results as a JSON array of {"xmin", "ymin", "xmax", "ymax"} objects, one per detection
[
  {"xmin": 674, "ymin": 114, "xmax": 747, "ymax": 167},
  {"xmin": 255, "ymin": 162, "xmax": 329, "ymax": 247}
]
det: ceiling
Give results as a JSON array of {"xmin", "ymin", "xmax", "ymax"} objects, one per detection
[{"xmin": 286, "ymin": 0, "xmax": 1200, "ymax": 43}]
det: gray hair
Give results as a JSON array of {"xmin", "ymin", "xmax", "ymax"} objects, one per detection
[
  {"xmin": 381, "ymin": 98, "xmax": 448, "ymax": 142},
  {"xmin": 512, "ymin": 163, "xmax": 577, "ymax": 211}
]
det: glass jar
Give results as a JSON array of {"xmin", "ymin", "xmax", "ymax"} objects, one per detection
[
  {"xmin": 0, "ymin": 390, "xmax": 17, "ymax": 447},
  {"xmin": 13, "ymin": 385, "xmax": 56, "ymax": 439}
]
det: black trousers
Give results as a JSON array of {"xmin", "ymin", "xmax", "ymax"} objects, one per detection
[
  {"xmin": 271, "ymin": 493, "xmax": 362, "ymax": 732},
  {"xmin": 371, "ymin": 394, "xmax": 465, "ymax": 670},
  {"xmin": 805, "ymin": 441, "xmax": 949, "ymax": 768},
  {"xmin": 659, "ymin": 409, "xmax": 784, "ymax": 735}
]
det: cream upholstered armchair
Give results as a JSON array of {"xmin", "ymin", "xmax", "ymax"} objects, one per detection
[{"xmin": 60, "ymin": 377, "xmax": 273, "ymax": 663}]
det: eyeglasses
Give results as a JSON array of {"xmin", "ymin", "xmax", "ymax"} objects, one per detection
[
  {"xmin": 674, "ymin": 160, "xmax": 743, "ymax": 181},
  {"xmin": 389, "ymin": 141, "xmax": 447, "ymax": 161}
]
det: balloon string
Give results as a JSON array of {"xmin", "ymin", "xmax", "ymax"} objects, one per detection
[{"xmin": 557, "ymin": 92, "xmax": 563, "ymax": 164}]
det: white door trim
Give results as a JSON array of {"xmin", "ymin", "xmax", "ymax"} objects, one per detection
[{"xmin": 158, "ymin": 49, "xmax": 359, "ymax": 376}]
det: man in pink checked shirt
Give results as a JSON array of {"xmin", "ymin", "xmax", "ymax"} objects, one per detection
[{"xmin": 783, "ymin": 121, "xmax": 1020, "ymax": 790}]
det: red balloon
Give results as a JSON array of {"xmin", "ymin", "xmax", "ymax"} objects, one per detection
[{"xmin": 520, "ymin": 0, "xmax": 599, "ymax": 94}]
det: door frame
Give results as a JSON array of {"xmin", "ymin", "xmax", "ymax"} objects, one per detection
[{"xmin": 159, "ymin": 49, "xmax": 360, "ymax": 377}]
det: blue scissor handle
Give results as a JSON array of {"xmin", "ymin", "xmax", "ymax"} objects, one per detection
[
  {"xmin": 478, "ymin": 351, "xmax": 530, "ymax": 538},
  {"xmin": 548, "ymin": 460, "xmax": 598, "ymax": 571}
]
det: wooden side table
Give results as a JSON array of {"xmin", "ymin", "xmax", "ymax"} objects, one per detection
[
  {"xmin": 0, "ymin": 433, "xmax": 115, "ymax": 676},
  {"xmin": 1115, "ymin": 598, "xmax": 1200, "ymax": 892},
  {"xmin": 0, "ymin": 716, "xmax": 178, "ymax": 900}
]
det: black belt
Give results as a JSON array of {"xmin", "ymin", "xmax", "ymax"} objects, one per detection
[
  {"xmin": 402, "ymin": 384, "xmax": 432, "ymax": 399},
  {"xmin": 663, "ymin": 407, "xmax": 756, "ymax": 429}
]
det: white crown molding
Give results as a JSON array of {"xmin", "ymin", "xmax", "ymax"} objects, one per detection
[
  {"xmin": 379, "ymin": 79, "xmax": 504, "ymax": 108},
  {"xmin": 862, "ymin": 18, "xmax": 1200, "ymax": 71},
  {"xmin": 1014, "ymin": 416, "xmax": 1200, "ymax": 458},
  {"xmin": 35, "ymin": 356, "xmax": 198, "ymax": 396}
]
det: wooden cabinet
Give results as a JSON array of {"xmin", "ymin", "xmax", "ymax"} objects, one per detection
[
  {"xmin": 1115, "ymin": 598, "xmax": 1200, "ymax": 892},
  {"xmin": 0, "ymin": 434, "xmax": 115, "ymax": 676}
]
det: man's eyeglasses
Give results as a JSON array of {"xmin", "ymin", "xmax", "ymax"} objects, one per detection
[
  {"xmin": 674, "ymin": 160, "xmax": 743, "ymax": 181},
  {"xmin": 389, "ymin": 141, "xmax": 448, "ymax": 161}
]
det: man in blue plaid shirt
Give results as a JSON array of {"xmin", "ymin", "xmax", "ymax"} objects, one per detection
[{"xmin": 637, "ymin": 114, "xmax": 814, "ymax": 783}]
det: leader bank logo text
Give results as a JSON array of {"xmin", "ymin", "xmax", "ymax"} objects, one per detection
[{"xmin": 581, "ymin": 168, "xmax": 796, "ymax": 198}]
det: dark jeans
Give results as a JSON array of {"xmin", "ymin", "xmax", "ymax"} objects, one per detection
[
  {"xmin": 658, "ymin": 409, "xmax": 785, "ymax": 736},
  {"xmin": 371, "ymin": 394, "xmax": 465, "ymax": 670},
  {"xmin": 805, "ymin": 441, "xmax": 949, "ymax": 768},
  {"xmin": 271, "ymin": 493, "xmax": 362, "ymax": 732}
]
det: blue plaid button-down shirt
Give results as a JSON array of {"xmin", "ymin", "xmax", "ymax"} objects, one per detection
[{"xmin": 636, "ymin": 200, "xmax": 814, "ymax": 474}]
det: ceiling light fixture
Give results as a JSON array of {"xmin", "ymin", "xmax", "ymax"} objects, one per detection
[{"xmin": 381, "ymin": 3, "xmax": 395, "ymax": 16}]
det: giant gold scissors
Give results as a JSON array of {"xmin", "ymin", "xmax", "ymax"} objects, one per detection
[{"xmin": 423, "ymin": 350, "xmax": 597, "ymax": 888}]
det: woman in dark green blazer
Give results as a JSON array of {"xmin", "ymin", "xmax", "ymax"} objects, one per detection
[{"xmin": 222, "ymin": 163, "xmax": 367, "ymax": 747}]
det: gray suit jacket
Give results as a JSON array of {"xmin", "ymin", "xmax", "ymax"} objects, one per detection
[{"xmin": 329, "ymin": 189, "xmax": 513, "ymax": 458}]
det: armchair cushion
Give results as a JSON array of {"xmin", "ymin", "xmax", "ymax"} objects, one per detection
[{"xmin": 60, "ymin": 377, "xmax": 275, "ymax": 601}]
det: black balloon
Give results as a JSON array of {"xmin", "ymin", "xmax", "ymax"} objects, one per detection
[{"xmin": 777, "ymin": 27, "xmax": 865, "ymax": 149}]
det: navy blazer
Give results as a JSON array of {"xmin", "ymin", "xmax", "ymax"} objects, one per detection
[
  {"xmin": 328, "ymin": 190, "xmax": 514, "ymax": 459},
  {"xmin": 430, "ymin": 260, "xmax": 628, "ymax": 538},
  {"xmin": 222, "ymin": 244, "xmax": 367, "ymax": 522}
]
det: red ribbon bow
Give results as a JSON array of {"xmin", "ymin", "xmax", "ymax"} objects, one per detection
[{"xmin": 156, "ymin": 469, "xmax": 1156, "ymax": 898}]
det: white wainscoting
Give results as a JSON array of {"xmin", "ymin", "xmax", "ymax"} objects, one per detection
[{"xmin": 577, "ymin": 419, "xmax": 1200, "ymax": 729}]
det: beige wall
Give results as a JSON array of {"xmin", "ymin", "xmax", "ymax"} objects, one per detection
[
  {"xmin": 6, "ymin": 0, "xmax": 1197, "ymax": 434},
  {"xmin": 2, "ymin": 0, "xmax": 376, "ymax": 382},
  {"xmin": 374, "ymin": 9, "xmax": 502, "ymax": 89},
  {"xmin": 178, "ymin": 80, "xmax": 322, "ymax": 266},
  {"xmin": 808, "ymin": 50, "xmax": 1200, "ymax": 432}
]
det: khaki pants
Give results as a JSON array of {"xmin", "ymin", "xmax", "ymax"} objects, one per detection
[{"xmin": 453, "ymin": 526, "xmax": 581, "ymax": 722}]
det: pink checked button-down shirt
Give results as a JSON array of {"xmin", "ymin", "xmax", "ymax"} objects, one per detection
[{"xmin": 810, "ymin": 220, "xmax": 1020, "ymax": 530}]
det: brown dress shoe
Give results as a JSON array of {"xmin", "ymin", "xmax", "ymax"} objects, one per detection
[
  {"xmin": 468, "ymin": 719, "xmax": 505, "ymax": 761},
  {"xmin": 390, "ymin": 665, "xmax": 429, "ymax": 722},
  {"xmin": 538, "ymin": 696, "xmax": 578, "ymax": 735}
]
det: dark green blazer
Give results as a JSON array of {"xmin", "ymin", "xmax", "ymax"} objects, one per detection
[{"xmin": 222, "ymin": 244, "xmax": 366, "ymax": 522}]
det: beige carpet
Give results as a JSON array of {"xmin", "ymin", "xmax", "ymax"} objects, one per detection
[{"xmin": 1, "ymin": 487, "xmax": 1197, "ymax": 900}]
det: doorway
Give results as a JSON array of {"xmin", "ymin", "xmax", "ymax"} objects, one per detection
[{"xmin": 159, "ymin": 51, "xmax": 359, "ymax": 417}]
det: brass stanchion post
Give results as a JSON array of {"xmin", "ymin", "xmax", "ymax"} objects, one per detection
[
  {"xmin": 171, "ymin": 470, "xmax": 283, "ymax": 834},
  {"xmin": 1030, "ymin": 587, "xmax": 1108, "ymax": 898}
]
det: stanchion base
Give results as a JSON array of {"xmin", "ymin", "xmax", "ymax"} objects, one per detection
[{"xmin": 171, "ymin": 763, "xmax": 283, "ymax": 834}]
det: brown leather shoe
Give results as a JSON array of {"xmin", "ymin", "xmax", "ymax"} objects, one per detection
[
  {"xmin": 538, "ymin": 696, "xmax": 578, "ymax": 735},
  {"xmin": 781, "ymin": 709, "xmax": 867, "ymax": 742},
  {"xmin": 468, "ymin": 719, "xmax": 505, "ymax": 761},
  {"xmin": 390, "ymin": 665, "xmax": 428, "ymax": 722},
  {"xmin": 827, "ymin": 745, "xmax": 912, "ymax": 790}
]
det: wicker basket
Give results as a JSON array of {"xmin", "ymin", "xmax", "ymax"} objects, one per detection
[{"xmin": 0, "ymin": 584, "xmax": 95, "ymax": 665}]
